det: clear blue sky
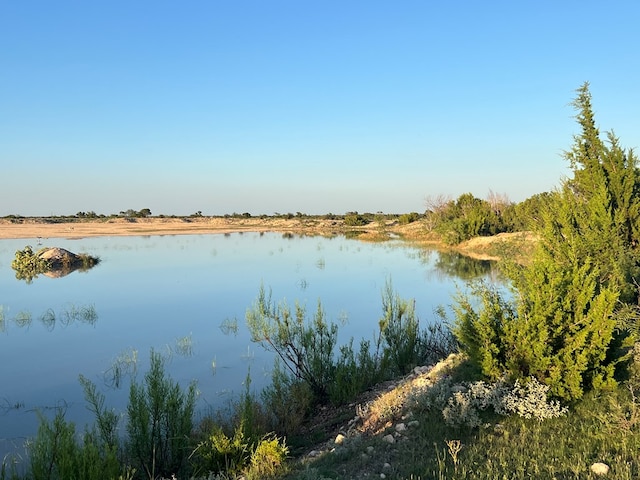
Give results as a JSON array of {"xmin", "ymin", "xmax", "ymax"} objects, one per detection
[{"xmin": 2, "ymin": 1, "xmax": 639, "ymax": 216}]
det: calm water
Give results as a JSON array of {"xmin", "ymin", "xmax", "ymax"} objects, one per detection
[{"xmin": 0, "ymin": 232, "xmax": 497, "ymax": 461}]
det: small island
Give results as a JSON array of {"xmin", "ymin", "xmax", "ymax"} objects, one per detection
[{"xmin": 11, "ymin": 245, "xmax": 101, "ymax": 282}]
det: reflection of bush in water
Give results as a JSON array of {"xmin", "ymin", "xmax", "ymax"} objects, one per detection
[
  {"xmin": 2, "ymin": 304, "xmax": 98, "ymax": 332},
  {"xmin": 435, "ymin": 251, "xmax": 494, "ymax": 280},
  {"xmin": 61, "ymin": 303, "xmax": 98, "ymax": 326}
]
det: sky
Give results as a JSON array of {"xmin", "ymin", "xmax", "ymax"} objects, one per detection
[{"xmin": 2, "ymin": 1, "xmax": 640, "ymax": 217}]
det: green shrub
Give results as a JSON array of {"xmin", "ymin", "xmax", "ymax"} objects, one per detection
[
  {"xmin": 11, "ymin": 246, "xmax": 49, "ymax": 283},
  {"xmin": 260, "ymin": 360, "xmax": 314, "ymax": 435},
  {"xmin": 246, "ymin": 286, "xmax": 338, "ymax": 401},
  {"xmin": 398, "ymin": 212, "xmax": 420, "ymax": 224},
  {"xmin": 126, "ymin": 350, "xmax": 197, "ymax": 479},
  {"xmin": 248, "ymin": 434, "xmax": 289, "ymax": 478},
  {"xmin": 378, "ymin": 280, "xmax": 421, "ymax": 376},
  {"xmin": 344, "ymin": 212, "xmax": 369, "ymax": 226},
  {"xmin": 27, "ymin": 410, "xmax": 121, "ymax": 480}
]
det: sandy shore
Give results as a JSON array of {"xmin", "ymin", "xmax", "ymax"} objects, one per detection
[
  {"xmin": 0, "ymin": 217, "xmax": 370, "ymax": 240},
  {"xmin": 0, "ymin": 217, "xmax": 530, "ymax": 261}
]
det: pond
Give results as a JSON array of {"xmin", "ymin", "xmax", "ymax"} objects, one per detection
[{"xmin": 0, "ymin": 232, "xmax": 499, "ymax": 462}]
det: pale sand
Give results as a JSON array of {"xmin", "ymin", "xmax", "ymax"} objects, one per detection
[{"xmin": 0, "ymin": 217, "xmax": 361, "ymax": 240}]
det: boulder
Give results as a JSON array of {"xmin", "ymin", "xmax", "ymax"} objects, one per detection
[{"xmin": 37, "ymin": 247, "xmax": 83, "ymax": 268}]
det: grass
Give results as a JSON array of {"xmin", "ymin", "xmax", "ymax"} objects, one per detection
[{"xmin": 276, "ymin": 357, "xmax": 640, "ymax": 480}]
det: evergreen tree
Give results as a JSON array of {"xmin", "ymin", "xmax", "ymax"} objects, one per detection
[{"xmin": 453, "ymin": 83, "xmax": 640, "ymax": 401}]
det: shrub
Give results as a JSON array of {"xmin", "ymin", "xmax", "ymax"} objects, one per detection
[
  {"xmin": 260, "ymin": 359, "xmax": 314, "ymax": 434},
  {"xmin": 27, "ymin": 410, "xmax": 122, "ymax": 480},
  {"xmin": 378, "ymin": 280, "xmax": 421, "ymax": 376},
  {"xmin": 11, "ymin": 246, "xmax": 50, "ymax": 283},
  {"xmin": 126, "ymin": 350, "xmax": 197, "ymax": 479},
  {"xmin": 415, "ymin": 376, "xmax": 567, "ymax": 429},
  {"xmin": 246, "ymin": 286, "xmax": 338, "ymax": 401},
  {"xmin": 344, "ymin": 212, "xmax": 369, "ymax": 226},
  {"xmin": 398, "ymin": 212, "xmax": 420, "ymax": 225}
]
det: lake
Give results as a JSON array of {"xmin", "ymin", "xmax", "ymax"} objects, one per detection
[{"xmin": 0, "ymin": 232, "xmax": 497, "ymax": 463}]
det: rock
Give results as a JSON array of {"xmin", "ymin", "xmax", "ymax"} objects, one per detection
[
  {"xmin": 335, "ymin": 433, "xmax": 346, "ymax": 444},
  {"xmin": 590, "ymin": 463, "xmax": 610, "ymax": 476},
  {"xmin": 38, "ymin": 247, "xmax": 82, "ymax": 267},
  {"xmin": 408, "ymin": 420, "xmax": 420, "ymax": 428},
  {"xmin": 382, "ymin": 434, "xmax": 395, "ymax": 444},
  {"xmin": 395, "ymin": 423, "xmax": 407, "ymax": 432}
]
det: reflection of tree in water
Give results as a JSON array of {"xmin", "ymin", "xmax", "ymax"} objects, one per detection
[{"xmin": 434, "ymin": 251, "xmax": 497, "ymax": 281}]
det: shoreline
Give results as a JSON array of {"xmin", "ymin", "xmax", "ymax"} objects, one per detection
[
  {"xmin": 0, "ymin": 217, "xmax": 350, "ymax": 240},
  {"xmin": 0, "ymin": 217, "xmax": 533, "ymax": 261}
]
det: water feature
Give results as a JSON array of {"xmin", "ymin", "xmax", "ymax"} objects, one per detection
[{"xmin": 0, "ymin": 231, "xmax": 498, "ymax": 463}]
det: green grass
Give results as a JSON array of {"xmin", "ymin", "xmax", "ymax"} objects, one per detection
[{"xmin": 280, "ymin": 383, "xmax": 640, "ymax": 480}]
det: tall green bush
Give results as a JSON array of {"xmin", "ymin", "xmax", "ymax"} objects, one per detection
[
  {"xmin": 246, "ymin": 286, "xmax": 338, "ymax": 401},
  {"xmin": 27, "ymin": 411, "xmax": 121, "ymax": 480},
  {"xmin": 452, "ymin": 83, "xmax": 640, "ymax": 402},
  {"xmin": 126, "ymin": 350, "xmax": 197, "ymax": 479}
]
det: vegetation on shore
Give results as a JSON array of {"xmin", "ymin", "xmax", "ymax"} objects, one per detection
[{"xmin": 3, "ymin": 83, "xmax": 640, "ymax": 479}]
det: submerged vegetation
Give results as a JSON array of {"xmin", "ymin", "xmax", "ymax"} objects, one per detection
[{"xmin": 4, "ymin": 83, "xmax": 640, "ymax": 479}]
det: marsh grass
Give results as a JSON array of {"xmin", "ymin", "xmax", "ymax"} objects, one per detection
[
  {"xmin": 61, "ymin": 303, "xmax": 97, "ymax": 326},
  {"xmin": 104, "ymin": 348, "xmax": 139, "ymax": 389}
]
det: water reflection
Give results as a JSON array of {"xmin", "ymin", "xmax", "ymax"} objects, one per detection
[
  {"xmin": 11, "ymin": 245, "xmax": 101, "ymax": 283},
  {"xmin": 0, "ymin": 232, "xmax": 500, "ymax": 464},
  {"xmin": 434, "ymin": 251, "xmax": 497, "ymax": 280},
  {"xmin": 0, "ymin": 303, "xmax": 97, "ymax": 333}
]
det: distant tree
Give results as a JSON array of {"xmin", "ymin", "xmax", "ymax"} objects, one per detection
[
  {"xmin": 138, "ymin": 208, "xmax": 152, "ymax": 218},
  {"xmin": 344, "ymin": 212, "xmax": 369, "ymax": 226}
]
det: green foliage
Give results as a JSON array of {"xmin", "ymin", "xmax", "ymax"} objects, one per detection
[
  {"xmin": 249, "ymin": 434, "xmax": 289, "ymax": 478},
  {"xmin": 398, "ymin": 212, "xmax": 420, "ymax": 224},
  {"xmin": 433, "ymin": 193, "xmax": 508, "ymax": 245},
  {"xmin": 11, "ymin": 246, "xmax": 100, "ymax": 283},
  {"xmin": 451, "ymin": 84, "xmax": 640, "ymax": 402},
  {"xmin": 343, "ymin": 211, "xmax": 369, "ymax": 226},
  {"xmin": 126, "ymin": 350, "xmax": 197, "ymax": 479},
  {"xmin": 192, "ymin": 424, "xmax": 251, "ymax": 476},
  {"xmin": 120, "ymin": 209, "xmax": 152, "ymax": 218},
  {"xmin": 378, "ymin": 280, "xmax": 421, "ymax": 375},
  {"xmin": 27, "ymin": 410, "xmax": 121, "ymax": 480},
  {"xmin": 246, "ymin": 286, "xmax": 338, "ymax": 401},
  {"xmin": 79, "ymin": 375, "xmax": 120, "ymax": 451},
  {"xmin": 260, "ymin": 359, "xmax": 314, "ymax": 435},
  {"xmin": 248, "ymin": 281, "xmax": 457, "ymax": 424},
  {"xmin": 190, "ymin": 373, "xmax": 288, "ymax": 478},
  {"xmin": 11, "ymin": 246, "xmax": 50, "ymax": 283}
]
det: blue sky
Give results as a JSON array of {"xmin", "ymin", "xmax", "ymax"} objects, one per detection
[{"xmin": 2, "ymin": 1, "xmax": 639, "ymax": 216}]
